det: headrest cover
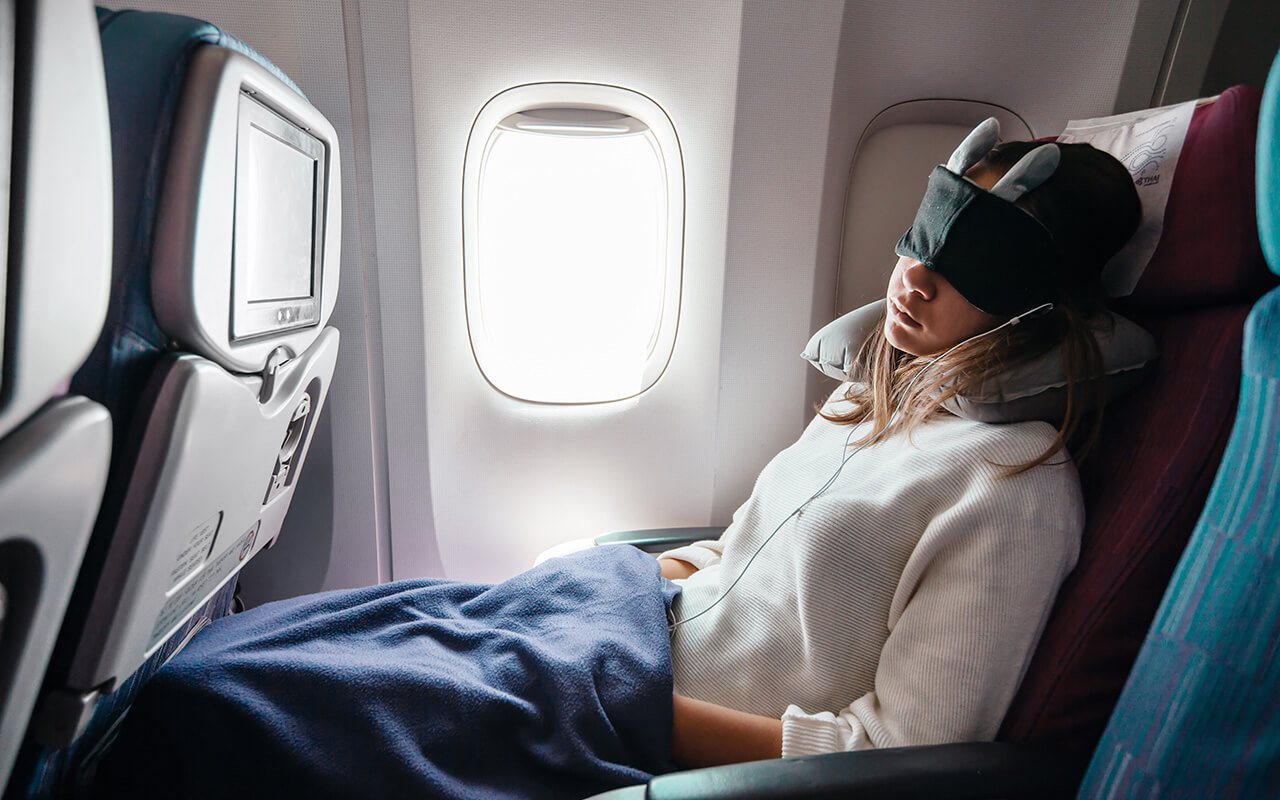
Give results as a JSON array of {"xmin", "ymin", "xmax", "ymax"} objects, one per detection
[
  {"xmin": 895, "ymin": 118, "xmax": 1063, "ymax": 316},
  {"xmin": 1057, "ymin": 99, "xmax": 1197, "ymax": 296}
]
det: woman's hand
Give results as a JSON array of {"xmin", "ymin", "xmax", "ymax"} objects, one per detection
[
  {"xmin": 670, "ymin": 693, "xmax": 783, "ymax": 768},
  {"xmin": 659, "ymin": 558, "xmax": 699, "ymax": 580}
]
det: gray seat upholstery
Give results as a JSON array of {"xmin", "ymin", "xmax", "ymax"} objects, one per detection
[
  {"xmin": 0, "ymin": 0, "xmax": 113, "ymax": 793},
  {"xmin": 26, "ymin": 8, "xmax": 343, "ymax": 766}
]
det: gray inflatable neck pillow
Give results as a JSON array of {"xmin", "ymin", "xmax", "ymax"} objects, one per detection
[{"xmin": 801, "ymin": 299, "xmax": 1158, "ymax": 423}]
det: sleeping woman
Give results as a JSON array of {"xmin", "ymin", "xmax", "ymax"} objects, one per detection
[
  {"xmin": 94, "ymin": 120, "xmax": 1142, "ymax": 799},
  {"xmin": 661, "ymin": 120, "xmax": 1141, "ymax": 767}
]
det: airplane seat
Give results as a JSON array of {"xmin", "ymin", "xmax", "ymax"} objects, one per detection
[
  {"xmin": 997, "ymin": 84, "xmax": 1276, "ymax": 750},
  {"xmin": 0, "ymin": 0, "xmax": 112, "ymax": 795},
  {"xmin": 586, "ymin": 85, "xmax": 1278, "ymax": 799},
  {"xmin": 10, "ymin": 8, "xmax": 342, "ymax": 798},
  {"xmin": 1075, "ymin": 48, "xmax": 1280, "ymax": 799}
]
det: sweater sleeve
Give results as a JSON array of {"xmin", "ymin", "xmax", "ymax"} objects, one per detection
[
  {"xmin": 779, "ymin": 463, "xmax": 1082, "ymax": 757},
  {"xmin": 657, "ymin": 537, "xmax": 726, "ymax": 571}
]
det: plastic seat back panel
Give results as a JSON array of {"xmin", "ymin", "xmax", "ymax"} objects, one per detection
[
  {"xmin": 0, "ymin": 401, "xmax": 110, "ymax": 793},
  {"xmin": 66, "ymin": 329, "xmax": 338, "ymax": 694}
]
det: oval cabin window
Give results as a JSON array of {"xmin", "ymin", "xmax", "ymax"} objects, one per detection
[{"xmin": 463, "ymin": 83, "xmax": 684, "ymax": 404}]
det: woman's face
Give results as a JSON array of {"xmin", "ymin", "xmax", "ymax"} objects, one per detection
[
  {"xmin": 882, "ymin": 257, "xmax": 1004, "ymax": 357},
  {"xmin": 883, "ymin": 163, "xmax": 1006, "ymax": 357}
]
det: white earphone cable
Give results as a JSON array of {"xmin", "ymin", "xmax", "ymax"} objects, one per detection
[{"xmin": 666, "ymin": 302, "xmax": 1052, "ymax": 633}]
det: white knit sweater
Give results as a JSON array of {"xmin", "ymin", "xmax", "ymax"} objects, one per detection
[{"xmin": 661, "ymin": 385, "xmax": 1082, "ymax": 758}]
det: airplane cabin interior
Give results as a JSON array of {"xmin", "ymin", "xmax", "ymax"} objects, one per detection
[{"xmin": 0, "ymin": 0, "xmax": 1278, "ymax": 798}]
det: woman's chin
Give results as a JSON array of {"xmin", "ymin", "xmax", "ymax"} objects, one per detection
[{"xmin": 884, "ymin": 320, "xmax": 926, "ymax": 357}]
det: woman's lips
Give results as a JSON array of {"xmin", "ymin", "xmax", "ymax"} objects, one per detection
[{"xmin": 889, "ymin": 297, "xmax": 922, "ymax": 329}]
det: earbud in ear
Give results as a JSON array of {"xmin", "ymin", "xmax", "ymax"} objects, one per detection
[{"xmin": 1009, "ymin": 302, "xmax": 1055, "ymax": 326}]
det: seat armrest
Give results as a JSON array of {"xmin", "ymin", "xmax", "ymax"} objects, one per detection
[
  {"xmin": 619, "ymin": 742, "xmax": 1087, "ymax": 800},
  {"xmin": 593, "ymin": 527, "xmax": 725, "ymax": 554},
  {"xmin": 593, "ymin": 524, "xmax": 727, "ymax": 555}
]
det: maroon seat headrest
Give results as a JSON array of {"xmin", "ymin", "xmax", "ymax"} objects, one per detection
[
  {"xmin": 999, "ymin": 85, "xmax": 1278, "ymax": 750},
  {"xmin": 1126, "ymin": 86, "xmax": 1271, "ymax": 310}
]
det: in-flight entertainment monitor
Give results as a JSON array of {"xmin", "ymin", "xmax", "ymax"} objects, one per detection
[{"xmin": 230, "ymin": 92, "xmax": 326, "ymax": 341}]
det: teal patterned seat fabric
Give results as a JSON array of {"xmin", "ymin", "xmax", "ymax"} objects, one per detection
[{"xmin": 1077, "ymin": 49, "xmax": 1280, "ymax": 799}]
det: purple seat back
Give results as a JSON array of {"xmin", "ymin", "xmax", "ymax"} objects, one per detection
[{"xmin": 999, "ymin": 85, "xmax": 1278, "ymax": 749}]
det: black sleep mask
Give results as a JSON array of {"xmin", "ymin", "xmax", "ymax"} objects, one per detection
[{"xmin": 895, "ymin": 118, "xmax": 1063, "ymax": 316}]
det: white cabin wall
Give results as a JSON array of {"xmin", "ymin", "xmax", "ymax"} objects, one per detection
[
  {"xmin": 396, "ymin": 0, "xmax": 749, "ymax": 581},
  {"xmin": 343, "ymin": 0, "xmax": 435, "ymax": 580},
  {"xmin": 351, "ymin": 0, "xmax": 854, "ymax": 582},
  {"xmin": 708, "ymin": 2, "xmax": 847, "ymax": 522}
]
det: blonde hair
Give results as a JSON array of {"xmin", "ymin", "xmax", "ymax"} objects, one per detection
[{"xmin": 820, "ymin": 303, "xmax": 1107, "ymax": 474}]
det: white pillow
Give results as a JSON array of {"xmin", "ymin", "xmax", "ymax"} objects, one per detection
[{"xmin": 1057, "ymin": 98, "xmax": 1201, "ymax": 297}]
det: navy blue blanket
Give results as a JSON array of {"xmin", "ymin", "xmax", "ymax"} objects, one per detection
[{"xmin": 95, "ymin": 546, "xmax": 680, "ymax": 799}]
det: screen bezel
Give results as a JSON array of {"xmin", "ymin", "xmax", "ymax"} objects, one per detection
[
  {"xmin": 0, "ymin": 0, "xmax": 14, "ymax": 405},
  {"xmin": 230, "ymin": 92, "xmax": 326, "ymax": 342}
]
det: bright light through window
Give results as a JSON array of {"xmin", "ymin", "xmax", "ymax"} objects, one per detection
[{"xmin": 464, "ymin": 84, "xmax": 683, "ymax": 404}]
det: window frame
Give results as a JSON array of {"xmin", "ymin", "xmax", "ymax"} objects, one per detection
[{"xmin": 461, "ymin": 82, "xmax": 685, "ymax": 405}]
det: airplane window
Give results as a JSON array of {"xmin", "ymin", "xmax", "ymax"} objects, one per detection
[{"xmin": 463, "ymin": 84, "xmax": 683, "ymax": 404}]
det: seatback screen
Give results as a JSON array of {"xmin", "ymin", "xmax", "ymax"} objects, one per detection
[
  {"xmin": 241, "ymin": 125, "xmax": 315, "ymax": 302},
  {"xmin": 231, "ymin": 93, "xmax": 326, "ymax": 341}
]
